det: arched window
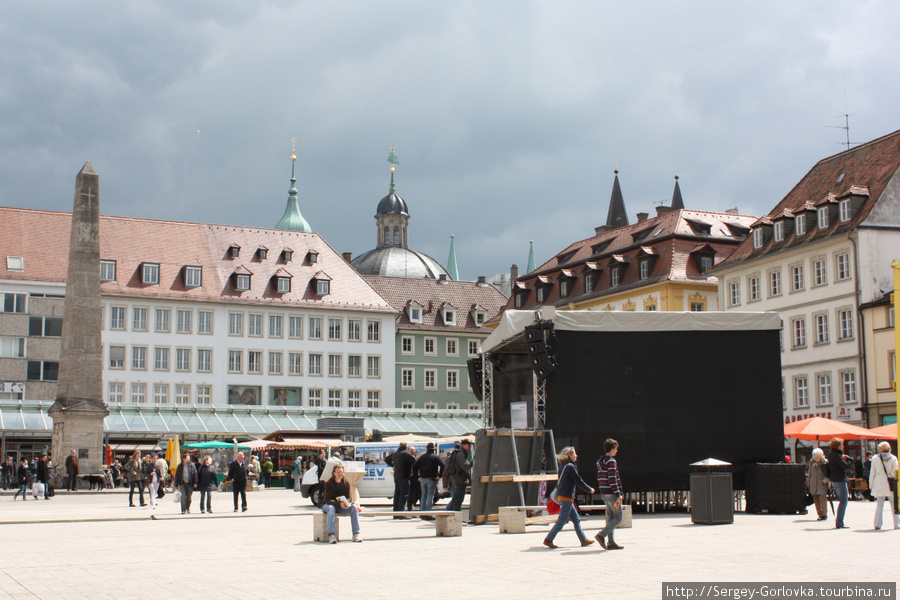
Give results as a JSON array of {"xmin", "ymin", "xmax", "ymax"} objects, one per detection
[
  {"xmin": 402, "ymin": 228, "xmax": 407, "ymax": 248},
  {"xmin": 393, "ymin": 226, "xmax": 400, "ymax": 245},
  {"xmin": 383, "ymin": 226, "xmax": 390, "ymax": 245}
]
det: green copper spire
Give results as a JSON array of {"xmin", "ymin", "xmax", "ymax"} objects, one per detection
[
  {"xmin": 447, "ymin": 234, "xmax": 459, "ymax": 280},
  {"xmin": 387, "ymin": 146, "xmax": 399, "ymax": 194},
  {"xmin": 527, "ymin": 240, "xmax": 536, "ymax": 273},
  {"xmin": 275, "ymin": 138, "xmax": 312, "ymax": 232}
]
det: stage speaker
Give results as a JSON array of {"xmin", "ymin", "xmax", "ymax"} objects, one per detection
[
  {"xmin": 467, "ymin": 357, "xmax": 483, "ymax": 401},
  {"xmin": 525, "ymin": 324, "xmax": 557, "ymax": 381}
]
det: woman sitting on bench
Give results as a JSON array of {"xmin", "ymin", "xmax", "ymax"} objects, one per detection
[{"xmin": 322, "ymin": 464, "xmax": 363, "ymax": 544}]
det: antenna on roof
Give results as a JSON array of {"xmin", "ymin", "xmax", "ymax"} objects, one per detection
[{"xmin": 826, "ymin": 81, "xmax": 859, "ymax": 150}]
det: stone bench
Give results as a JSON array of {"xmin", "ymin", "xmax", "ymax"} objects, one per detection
[
  {"xmin": 498, "ymin": 504, "xmax": 633, "ymax": 533},
  {"xmin": 313, "ymin": 510, "xmax": 462, "ymax": 541}
]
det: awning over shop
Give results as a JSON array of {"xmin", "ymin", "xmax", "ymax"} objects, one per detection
[{"xmin": 109, "ymin": 443, "xmax": 161, "ymax": 454}]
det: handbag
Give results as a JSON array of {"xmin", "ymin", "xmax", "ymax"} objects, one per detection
[
  {"xmin": 157, "ymin": 483, "xmax": 166, "ymax": 498},
  {"xmin": 173, "ymin": 489, "xmax": 182, "ymax": 503},
  {"xmin": 878, "ymin": 456, "xmax": 897, "ymax": 493},
  {"xmin": 804, "ymin": 492, "xmax": 814, "ymax": 506}
]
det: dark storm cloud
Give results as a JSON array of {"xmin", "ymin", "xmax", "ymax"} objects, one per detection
[{"xmin": 1, "ymin": 1, "xmax": 899, "ymax": 280}]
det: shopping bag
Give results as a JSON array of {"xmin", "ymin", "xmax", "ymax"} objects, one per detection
[
  {"xmin": 32, "ymin": 482, "xmax": 44, "ymax": 497},
  {"xmin": 173, "ymin": 489, "xmax": 182, "ymax": 503}
]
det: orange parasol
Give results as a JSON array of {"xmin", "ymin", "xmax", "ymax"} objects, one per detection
[
  {"xmin": 866, "ymin": 423, "xmax": 898, "ymax": 441},
  {"xmin": 783, "ymin": 416, "xmax": 882, "ymax": 441}
]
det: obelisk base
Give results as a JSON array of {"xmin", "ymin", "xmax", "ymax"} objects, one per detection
[{"xmin": 49, "ymin": 399, "xmax": 109, "ymax": 475}]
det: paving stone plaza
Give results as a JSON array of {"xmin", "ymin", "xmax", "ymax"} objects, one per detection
[{"xmin": 0, "ymin": 489, "xmax": 896, "ymax": 599}]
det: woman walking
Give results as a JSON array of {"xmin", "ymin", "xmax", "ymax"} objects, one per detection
[
  {"xmin": 197, "ymin": 455, "xmax": 218, "ymax": 514},
  {"xmin": 806, "ymin": 448, "xmax": 829, "ymax": 521},
  {"xmin": 869, "ymin": 441, "xmax": 898, "ymax": 530},
  {"xmin": 543, "ymin": 447, "xmax": 595, "ymax": 549},
  {"xmin": 13, "ymin": 458, "xmax": 30, "ymax": 500},
  {"xmin": 826, "ymin": 438, "xmax": 854, "ymax": 529}
]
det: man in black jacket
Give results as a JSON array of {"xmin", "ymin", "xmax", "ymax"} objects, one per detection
[
  {"xmin": 174, "ymin": 454, "xmax": 198, "ymax": 514},
  {"xmin": 36, "ymin": 454, "xmax": 51, "ymax": 500},
  {"xmin": 228, "ymin": 451, "xmax": 249, "ymax": 512},
  {"xmin": 387, "ymin": 443, "xmax": 416, "ymax": 516},
  {"xmin": 411, "ymin": 442, "xmax": 445, "ymax": 514}
]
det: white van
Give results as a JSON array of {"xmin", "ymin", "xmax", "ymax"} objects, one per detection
[{"xmin": 300, "ymin": 440, "xmax": 461, "ymax": 507}]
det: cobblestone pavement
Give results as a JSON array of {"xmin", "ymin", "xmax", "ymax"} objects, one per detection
[{"xmin": 0, "ymin": 488, "xmax": 896, "ymax": 599}]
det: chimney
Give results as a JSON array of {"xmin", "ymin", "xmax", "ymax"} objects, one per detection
[
  {"xmin": 725, "ymin": 207, "xmax": 739, "ymax": 215},
  {"xmin": 656, "ymin": 206, "xmax": 672, "ymax": 217},
  {"xmin": 636, "ymin": 212, "xmax": 648, "ymax": 223},
  {"xmin": 438, "ymin": 274, "xmax": 448, "ymax": 284},
  {"xmin": 477, "ymin": 275, "xmax": 486, "ymax": 286},
  {"xmin": 342, "ymin": 252, "xmax": 353, "ymax": 263},
  {"xmin": 510, "ymin": 264, "xmax": 519, "ymax": 281},
  {"xmin": 595, "ymin": 225, "xmax": 612, "ymax": 235}
]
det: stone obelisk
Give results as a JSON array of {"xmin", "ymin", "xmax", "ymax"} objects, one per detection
[{"xmin": 49, "ymin": 162, "xmax": 109, "ymax": 475}]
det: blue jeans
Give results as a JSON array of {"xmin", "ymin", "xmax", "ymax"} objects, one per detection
[
  {"xmin": 598, "ymin": 494, "xmax": 623, "ymax": 542},
  {"xmin": 323, "ymin": 503, "xmax": 360, "ymax": 535},
  {"xmin": 420, "ymin": 478, "xmax": 437, "ymax": 511},
  {"xmin": 199, "ymin": 489, "xmax": 213, "ymax": 511},
  {"xmin": 179, "ymin": 483, "xmax": 193, "ymax": 513},
  {"xmin": 128, "ymin": 480, "xmax": 145, "ymax": 505},
  {"xmin": 14, "ymin": 483, "xmax": 28, "ymax": 499},
  {"xmin": 833, "ymin": 481, "xmax": 849, "ymax": 528},
  {"xmin": 393, "ymin": 478, "xmax": 410, "ymax": 512},
  {"xmin": 446, "ymin": 480, "xmax": 466, "ymax": 511},
  {"xmin": 546, "ymin": 500, "xmax": 587, "ymax": 543}
]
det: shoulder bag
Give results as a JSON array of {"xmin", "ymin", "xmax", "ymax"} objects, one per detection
[{"xmin": 878, "ymin": 456, "xmax": 897, "ymax": 493}]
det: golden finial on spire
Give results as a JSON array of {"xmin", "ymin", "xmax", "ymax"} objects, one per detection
[
  {"xmin": 387, "ymin": 146, "xmax": 399, "ymax": 174},
  {"xmin": 291, "ymin": 137, "xmax": 297, "ymax": 162}
]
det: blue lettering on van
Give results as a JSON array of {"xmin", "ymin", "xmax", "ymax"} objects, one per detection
[{"xmin": 365, "ymin": 467, "xmax": 386, "ymax": 478}]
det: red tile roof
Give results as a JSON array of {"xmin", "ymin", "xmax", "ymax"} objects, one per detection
[{"xmin": 0, "ymin": 207, "xmax": 393, "ymax": 313}]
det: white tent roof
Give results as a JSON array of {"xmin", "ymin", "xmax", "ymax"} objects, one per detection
[{"xmin": 481, "ymin": 309, "xmax": 783, "ymax": 354}]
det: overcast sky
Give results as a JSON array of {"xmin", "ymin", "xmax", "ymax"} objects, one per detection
[{"xmin": 2, "ymin": 2, "xmax": 899, "ymax": 281}]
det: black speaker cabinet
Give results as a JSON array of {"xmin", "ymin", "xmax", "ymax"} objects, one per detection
[
  {"xmin": 691, "ymin": 472, "xmax": 734, "ymax": 524},
  {"xmin": 745, "ymin": 463, "xmax": 806, "ymax": 514}
]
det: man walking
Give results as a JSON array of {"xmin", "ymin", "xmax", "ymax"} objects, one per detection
[
  {"xmin": 65, "ymin": 449, "xmax": 80, "ymax": 491},
  {"xmin": 445, "ymin": 439, "xmax": 473, "ymax": 512},
  {"xmin": 292, "ymin": 455, "xmax": 304, "ymax": 492},
  {"xmin": 36, "ymin": 454, "xmax": 51, "ymax": 500},
  {"xmin": 595, "ymin": 438, "xmax": 625, "ymax": 550},
  {"xmin": 174, "ymin": 453, "xmax": 198, "ymax": 514},
  {"xmin": 228, "ymin": 451, "xmax": 249, "ymax": 512},
  {"xmin": 387, "ymin": 442, "xmax": 416, "ymax": 517},
  {"xmin": 411, "ymin": 442, "xmax": 445, "ymax": 516}
]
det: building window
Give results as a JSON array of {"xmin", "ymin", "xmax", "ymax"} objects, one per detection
[
  {"xmin": 228, "ymin": 350, "xmax": 242, "ymax": 373},
  {"xmin": 328, "ymin": 389, "xmax": 342, "ymax": 408},
  {"xmin": 424, "ymin": 403, "xmax": 438, "ymax": 410},
  {"xmin": 584, "ymin": 273, "xmax": 594, "ymax": 294},
  {"xmin": 446, "ymin": 403, "xmax": 460, "ymax": 410},
  {"xmin": 773, "ymin": 221, "xmax": 784, "ymax": 242},
  {"xmin": 308, "ymin": 353, "xmax": 322, "ymax": 376},
  {"xmin": 769, "ymin": 270, "xmax": 782, "ymax": 297},
  {"xmin": 197, "ymin": 310, "xmax": 212, "ymax": 334},
  {"xmin": 468, "ymin": 340, "xmax": 479, "ymax": 356},
  {"xmin": 699, "ymin": 256, "xmax": 713, "ymax": 274},
  {"xmin": 154, "ymin": 384, "xmax": 169, "ymax": 404},
  {"xmin": 108, "ymin": 382, "xmax": 124, "ymax": 403},
  {"xmin": 752, "ymin": 228, "xmax": 763, "ymax": 249},
  {"xmin": 175, "ymin": 348, "xmax": 190, "ymax": 371},
  {"xmin": 645, "ymin": 304, "xmax": 657, "ymax": 311},
  {"xmin": 367, "ymin": 356, "xmax": 380, "ymax": 378},
  {"xmin": 348, "ymin": 390, "xmax": 361, "ymax": 408},
  {"xmin": 28, "ymin": 316, "xmax": 63, "ymax": 337},
  {"xmin": 328, "ymin": 354, "xmax": 342, "ymax": 377},
  {"xmin": 446, "ymin": 338, "xmax": 458, "ymax": 357},
  {"xmin": 690, "ymin": 302, "xmax": 705, "ymax": 312},
  {"xmin": 401, "ymin": 402, "xmax": 415, "ymax": 409},
  {"xmin": 269, "ymin": 351, "xmax": 283, "ymax": 375},
  {"xmin": 839, "ymin": 199, "xmax": 851, "ymax": 222},
  {"xmin": 276, "ymin": 277, "xmax": 291, "ymax": 293},
  {"xmin": 559, "ymin": 280, "xmax": 569, "ymax": 298},
  {"xmin": 890, "ymin": 307, "xmax": 895, "ymax": 329},
  {"xmin": 795, "ymin": 214, "xmax": 806, "ymax": 236},
  {"xmin": 817, "ymin": 374, "xmax": 833, "ymax": 406},
  {"xmin": 110, "ymin": 306, "xmax": 126, "ymax": 330},
  {"xmin": 409, "ymin": 306, "xmax": 422, "ymax": 323},
  {"xmin": 813, "ymin": 258, "xmax": 827, "ymax": 287},
  {"xmin": 229, "ymin": 245, "xmax": 240, "ymax": 258},
  {"xmin": 248, "ymin": 350, "xmax": 262, "ymax": 374},
  {"xmin": 0, "ymin": 336, "xmax": 25, "ymax": 358},
  {"xmin": 728, "ymin": 281, "xmax": 740, "ymax": 307},
  {"xmin": 171, "ymin": 384, "xmax": 188, "ymax": 405},
  {"xmin": 155, "ymin": 308, "xmax": 170, "ymax": 333},
  {"xmin": 791, "ymin": 317, "xmax": 806, "ymax": 348},
  {"xmin": 425, "ymin": 369, "xmax": 437, "ymax": 390},
  {"xmin": 130, "ymin": 382, "xmax": 147, "ymax": 404},
  {"xmin": 794, "ymin": 376, "xmax": 809, "ymax": 408},
  {"xmin": 142, "ymin": 263, "xmax": 159, "ymax": 285},
  {"xmin": 536, "ymin": 287, "xmax": 545, "ymax": 303},
  {"xmin": 197, "ymin": 348, "xmax": 211, "ymax": 372},
  {"xmin": 196, "ymin": 385, "xmax": 211, "ymax": 405},
  {"xmin": 402, "ymin": 368, "xmax": 414, "ymax": 389},
  {"xmin": 348, "ymin": 319, "xmax": 361, "ymax": 341},
  {"xmin": 328, "ymin": 318, "xmax": 342, "ymax": 341},
  {"xmin": 316, "ymin": 279, "xmax": 330, "ymax": 296},
  {"xmin": 814, "ymin": 313, "xmax": 829, "ymax": 344},
  {"xmin": 367, "ymin": 320, "xmax": 380, "ymax": 342},
  {"xmin": 288, "ymin": 352, "xmax": 303, "ymax": 375},
  {"xmin": 308, "ymin": 389, "xmax": 322, "ymax": 407},
  {"xmin": 235, "ymin": 274, "xmax": 251, "ymax": 291},
  {"xmin": 446, "ymin": 370, "xmax": 459, "ymax": 391},
  {"xmin": 100, "ymin": 260, "xmax": 116, "ymax": 282},
  {"xmin": 229, "ymin": 313, "xmax": 243, "ymax": 336},
  {"xmin": 289, "ymin": 316, "xmax": 304, "ymax": 339},
  {"xmin": 367, "ymin": 390, "xmax": 380, "ymax": 408},
  {"xmin": 108, "ymin": 345, "xmax": 125, "ymax": 369},
  {"xmin": 610, "ymin": 269, "xmax": 620, "ymax": 287},
  {"xmin": 154, "ymin": 347, "xmax": 170, "ymax": 371},
  {"xmin": 309, "ymin": 317, "xmax": 322, "ymax": 340},
  {"xmin": 269, "ymin": 314, "xmax": 283, "ymax": 338},
  {"xmin": 184, "ymin": 266, "xmax": 202, "ymax": 288},
  {"xmin": 424, "ymin": 337, "xmax": 436, "ymax": 355},
  {"xmin": 817, "ymin": 207, "xmax": 829, "ymax": 229},
  {"xmin": 132, "ymin": 346, "xmax": 147, "ymax": 370},
  {"xmin": 835, "ymin": 252, "xmax": 851, "ymax": 281},
  {"xmin": 177, "ymin": 309, "xmax": 192, "ymax": 334},
  {"xmin": 26, "ymin": 360, "xmax": 58, "ymax": 381},
  {"xmin": 514, "ymin": 294, "xmax": 523, "ymax": 309},
  {"xmin": 748, "ymin": 276, "xmax": 760, "ymax": 302},
  {"xmin": 841, "ymin": 370, "xmax": 857, "ymax": 403},
  {"xmin": 248, "ymin": 313, "xmax": 263, "ymax": 337},
  {"xmin": 639, "ymin": 260, "xmax": 650, "ymax": 280},
  {"xmin": 401, "ymin": 336, "xmax": 413, "ymax": 354},
  {"xmin": 838, "ymin": 308, "xmax": 853, "ymax": 340},
  {"xmin": 348, "ymin": 355, "xmax": 361, "ymax": 377},
  {"xmin": 791, "ymin": 264, "xmax": 804, "ymax": 292}
]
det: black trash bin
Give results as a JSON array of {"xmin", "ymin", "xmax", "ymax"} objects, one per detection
[{"xmin": 690, "ymin": 458, "xmax": 734, "ymax": 525}]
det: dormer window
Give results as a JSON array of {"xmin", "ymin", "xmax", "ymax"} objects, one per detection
[
  {"xmin": 839, "ymin": 199, "xmax": 850, "ymax": 222},
  {"xmin": 232, "ymin": 266, "xmax": 252, "ymax": 292},
  {"xmin": 184, "ymin": 266, "xmax": 202, "ymax": 288},
  {"xmin": 795, "ymin": 214, "xmax": 806, "ymax": 236},
  {"xmin": 229, "ymin": 244, "xmax": 240, "ymax": 258},
  {"xmin": 557, "ymin": 250, "xmax": 577, "ymax": 265},
  {"xmin": 442, "ymin": 306, "xmax": 457, "ymax": 325},
  {"xmin": 685, "ymin": 218, "xmax": 712, "ymax": 236},
  {"xmin": 258, "ymin": 247, "xmax": 268, "ymax": 260},
  {"xmin": 313, "ymin": 271, "xmax": 331, "ymax": 296},
  {"xmin": 283, "ymin": 249, "xmax": 293, "ymax": 262},
  {"xmin": 699, "ymin": 256, "xmax": 713, "ymax": 273},
  {"xmin": 591, "ymin": 240, "xmax": 612, "ymax": 256},
  {"xmin": 307, "ymin": 250, "xmax": 318, "ymax": 264},
  {"xmin": 753, "ymin": 228, "xmax": 763, "ymax": 249},
  {"xmin": 690, "ymin": 244, "xmax": 716, "ymax": 275},
  {"xmin": 470, "ymin": 304, "xmax": 487, "ymax": 327},
  {"xmin": 408, "ymin": 302, "xmax": 424, "ymax": 323},
  {"xmin": 635, "ymin": 248, "xmax": 657, "ymax": 281},
  {"xmin": 277, "ymin": 276, "xmax": 290, "ymax": 293},
  {"xmin": 100, "ymin": 260, "xmax": 117, "ymax": 282},
  {"xmin": 141, "ymin": 262, "xmax": 160, "ymax": 285},
  {"xmin": 639, "ymin": 260, "xmax": 650, "ymax": 280},
  {"xmin": 559, "ymin": 280, "xmax": 569, "ymax": 298},
  {"xmin": 584, "ymin": 273, "xmax": 594, "ymax": 293},
  {"xmin": 610, "ymin": 268, "xmax": 621, "ymax": 287},
  {"xmin": 773, "ymin": 221, "xmax": 784, "ymax": 242},
  {"xmin": 817, "ymin": 207, "xmax": 829, "ymax": 229}
]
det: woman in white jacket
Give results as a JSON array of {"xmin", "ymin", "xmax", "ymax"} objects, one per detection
[{"xmin": 868, "ymin": 441, "xmax": 898, "ymax": 531}]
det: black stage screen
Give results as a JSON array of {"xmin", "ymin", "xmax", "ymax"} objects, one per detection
[{"xmin": 540, "ymin": 328, "xmax": 784, "ymax": 491}]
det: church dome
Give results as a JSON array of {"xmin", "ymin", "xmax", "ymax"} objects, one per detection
[
  {"xmin": 351, "ymin": 246, "xmax": 450, "ymax": 279},
  {"xmin": 376, "ymin": 192, "xmax": 408, "ymax": 216}
]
